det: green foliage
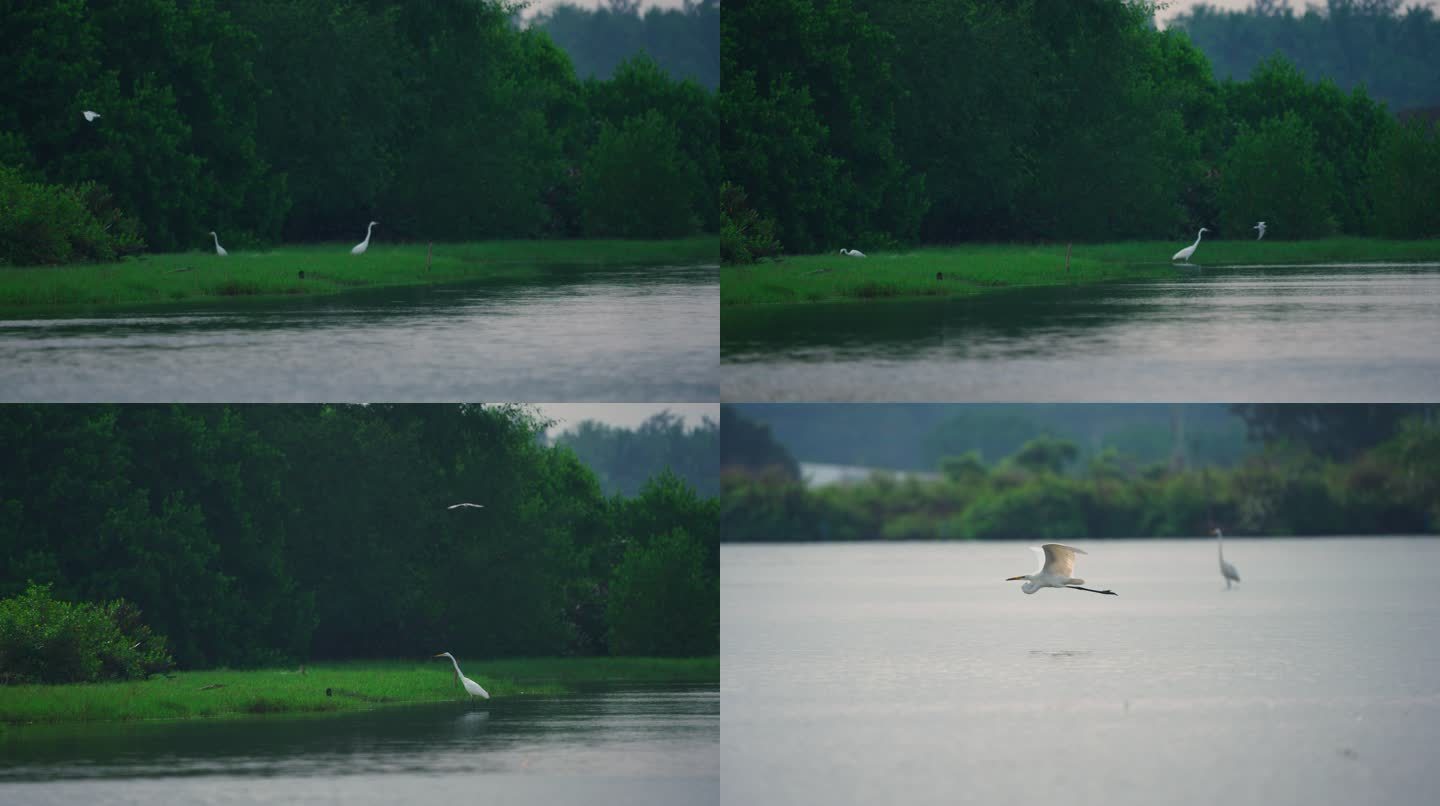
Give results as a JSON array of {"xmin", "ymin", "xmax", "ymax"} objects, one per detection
[
  {"xmin": 555, "ymin": 413, "xmax": 718, "ymax": 497},
  {"xmin": 533, "ymin": 0, "xmax": 719, "ymax": 90},
  {"xmin": 0, "ymin": 405, "xmax": 719, "ymax": 667},
  {"xmin": 0, "ymin": 584, "xmax": 173, "ymax": 685},
  {"xmin": 606, "ymin": 529, "xmax": 718, "ymax": 656},
  {"xmin": 720, "ymin": 182, "xmax": 781, "ymax": 264},
  {"xmin": 719, "ymin": 405, "xmax": 800, "ymax": 479},
  {"xmin": 0, "ymin": 165, "xmax": 144, "ymax": 265},
  {"xmin": 1175, "ymin": 0, "xmax": 1440, "ymax": 113},
  {"xmin": 581, "ymin": 110, "xmax": 700, "ymax": 237},
  {"xmin": 1006, "ymin": 436, "xmax": 1080, "ymax": 476},
  {"xmin": 1365, "ymin": 119, "xmax": 1440, "ymax": 238},
  {"xmin": 1219, "ymin": 114, "xmax": 1338, "ymax": 238}
]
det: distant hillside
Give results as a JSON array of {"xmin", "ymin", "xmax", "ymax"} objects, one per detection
[{"xmin": 532, "ymin": 0, "xmax": 719, "ymax": 90}]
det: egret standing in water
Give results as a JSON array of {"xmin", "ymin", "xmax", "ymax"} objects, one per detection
[
  {"xmin": 351, "ymin": 221, "xmax": 378, "ymax": 255},
  {"xmin": 1253, "ymin": 221, "xmax": 1267, "ymax": 240},
  {"xmin": 1172, "ymin": 228, "xmax": 1209, "ymax": 264},
  {"xmin": 1212, "ymin": 527, "xmax": 1241, "ymax": 589},
  {"xmin": 208, "ymin": 231, "xmax": 228, "ymax": 257},
  {"xmin": 1006, "ymin": 544, "xmax": 1118, "ymax": 595},
  {"xmin": 433, "ymin": 652, "xmax": 490, "ymax": 698}
]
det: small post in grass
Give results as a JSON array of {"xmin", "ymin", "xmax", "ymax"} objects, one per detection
[
  {"xmin": 1065, "ymin": 243, "xmax": 1072, "ymax": 277},
  {"xmin": 427, "ymin": 242, "xmax": 433, "ymax": 272}
]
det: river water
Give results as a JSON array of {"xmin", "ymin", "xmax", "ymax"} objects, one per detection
[
  {"xmin": 721, "ymin": 263, "xmax": 1440, "ymax": 401},
  {"xmin": 722, "ymin": 538, "xmax": 1440, "ymax": 806},
  {"xmin": 0, "ymin": 264, "xmax": 717, "ymax": 402},
  {"xmin": 0, "ymin": 685, "xmax": 717, "ymax": 805}
]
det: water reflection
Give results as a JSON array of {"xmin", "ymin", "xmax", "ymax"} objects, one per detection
[
  {"xmin": 722, "ymin": 262, "xmax": 1440, "ymax": 401},
  {"xmin": 0, "ymin": 263, "xmax": 718, "ymax": 402}
]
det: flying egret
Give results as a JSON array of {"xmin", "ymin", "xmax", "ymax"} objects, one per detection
[
  {"xmin": 447, "ymin": 503, "xmax": 484, "ymax": 510},
  {"xmin": 839, "ymin": 248, "xmax": 866, "ymax": 258},
  {"xmin": 1171, "ymin": 228, "xmax": 1209, "ymax": 263},
  {"xmin": 1253, "ymin": 221, "xmax": 1267, "ymax": 240},
  {"xmin": 82, "ymin": 110, "xmax": 100, "ymax": 122},
  {"xmin": 208, "ymin": 231, "xmax": 228, "ymax": 257},
  {"xmin": 434, "ymin": 652, "xmax": 490, "ymax": 698},
  {"xmin": 1006, "ymin": 544, "xmax": 1118, "ymax": 595},
  {"xmin": 351, "ymin": 221, "xmax": 378, "ymax": 255},
  {"xmin": 1212, "ymin": 527, "xmax": 1241, "ymax": 589}
]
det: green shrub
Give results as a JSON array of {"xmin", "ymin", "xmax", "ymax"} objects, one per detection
[
  {"xmin": 1365, "ymin": 119, "xmax": 1440, "ymax": 238},
  {"xmin": 0, "ymin": 583, "xmax": 173, "ymax": 684},
  {"xmin": 581, "ymin": 110, "xmax": 700, "ymax": 238},
  {"xmin": 720, "ymin": 182, "xmax": 781, "ymax": 264},
  {"xmin": 0, "ymin": 165, "xmax": 144, "ymax": 266},
  {"xmin": 606, "ymin": 529, "xmax": 717, "ymax": 656}
]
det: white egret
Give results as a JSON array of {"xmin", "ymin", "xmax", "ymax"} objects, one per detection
[
  {"xmin": 1171, "ymin": 228, "xmax": 1209, "ymax": 263},
  {"xmin": 208, "ymin": 231, "xmax": 228, "ymax": 257},
  {"xmin": 433, "ymin": 652, "xmax": 490, "ymax": 698},
  {"xmin": 351, "ymin": 221, "xmax": 378, "ymax": 255},
  {"xmin": 82, "ymin": 110, "xmax": 100, "ymax": 122},
  {"xmin": 447, "ymin": 503, "xmax": 484, "ymax": 510},
  {"xmin": 1212, "ymin": 527, "xmax": 1241, "ymax": 589},
  {"xmin": 1253, "ymin": 221, "xmax": 1267, "ymax": 240},
  {"xmin": 1006, "ymin": 543, "xmax": 1117, "ymax": 595},
  {"xmin": 839, "ymin": 248, "xmax": 866, "ymax": 258}
]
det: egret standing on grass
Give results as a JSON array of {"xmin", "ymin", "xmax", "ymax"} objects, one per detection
[
  {"xmin": 351, "ymin": 221, "xmax": 378, "ymax": 255},
  {"xmin": 1172, "ymin": 228, "xmax": 1209, "ymax": 264},
  {"xmin": 434, "ymin": 652, "xmax": 490, "ymax": 699},
  {"xmin": 1212, "ymin": 527, "xmax": 1241, "ymax": 589},
  {"xmin": 1006, "ymin": 544, "xmax": 1118, "ymax": 595},
  {"xmin": 1253, "ymin": 221, "xmax": 1267, "ymax": 240},
  {"xmin": 82, "ymin": 110, "xmax": 101, "ymax": 122},
  {"xmin": 839, "ymin": 248, "xmax": 866, "ymax": 258},
  {"xmin": 208, "ymin": 231, "xmax": 228, "ymax": 257}
]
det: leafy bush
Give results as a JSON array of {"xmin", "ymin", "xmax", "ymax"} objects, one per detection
[
  {"xmin": 0, "ymin": 165, "xmax": 144, "ymax": 266},
  {"xmin": 1218, "ymin": 113, "xmax": 1338, "ymax": 239},
  {"xmin": 1365, "ymin": 119, "xmax": 1440, "ymax": 238},
  {"xmin": 581, "ymin": 110, "xmax": 700, "ymax": 237},
  {"xmin": 720, "ymin": 182, "xmax": 781, "ymax": 264},
  {"xmin": 606, "ymin": 529, "xmax": 717, "ymax": 656},
  {"xmin": 0, "ymin": 583, "xmax": 173, "ymax": 684}
]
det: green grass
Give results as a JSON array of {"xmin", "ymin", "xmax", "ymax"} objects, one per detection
[
  {"xmin": 0, "ymin": 236, "xmax": 717, "ymax": 315},
  {"xmin": 0, "ymin": 656, "xmax": 718, "ymax": 727},
  {"xmin": 721, "ymin": 237, "xmax": 1440, "ymax": 307}
]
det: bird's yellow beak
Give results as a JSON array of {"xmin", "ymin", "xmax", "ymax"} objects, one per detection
[
  {"xmin": 432, "ymin": 653, "xmax": 445, "ymax": 658},
  {"xmin": 1006, "ymin": 576, "xmax": 1026, "ymax": 581}
]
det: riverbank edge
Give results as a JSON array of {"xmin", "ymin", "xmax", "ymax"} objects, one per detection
[
  {"xmin": 719, "ymin": 238, "xmax": 1440, "ymax": 308},
  {"xmin": 0, "ymin": 236, "xmax": 718, "ymax": 317},
  {"xmin": 0, "ymin": 656, "xmax": 719, "ymax": 728}
]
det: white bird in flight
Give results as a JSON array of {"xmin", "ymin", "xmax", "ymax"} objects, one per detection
[
  {"xmin": 82, "ymin": 110, "xmax": 101, "ymax": 122},
  {"xmin": 1212, "ymin": 527, "xmax": 1241, "ymax": 589},
  {"xmin": 433, "ymin": 652, "xmax": 489, "ymax": 698},
  {"xmin": 208, "ymin": 231, "xmax": 228, "ymax": 257},
  {"xmin": 351, "ymin": 221, "xmax": 378, "ymax": 255},
  {"xmin": 1253, "ymin": 221, "xmax": 1266, "ymax": 240},
  {"xmin": 839, "ymin": 248, "xmax": 866, "ymax": 258},
  {"xmin": 1172, "ymin": 228, "xmax": 1209, "ymax": 263},
  {"xmin": 1006, "ymin": 544, "xmax": 1118, "ymax": 595},
  {"xmin": 447, "ymin": 503, "xmax": 484, "ymax": 510}
]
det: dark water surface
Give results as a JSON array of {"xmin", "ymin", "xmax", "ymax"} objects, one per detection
[
  {"xmin": 723, "ymin": 538, "xmax": 1440, "ymax": 806},
  {"xmin": 722, "ymin": 263, "xmax": 1440, "ymax": 401},
  {"xmin": 0, "ymin": 264, "xmax": 717, "ymax": 402},
  {"xmin": 1, "ymin": 685, "xmax": 717, "ymax": 805}
]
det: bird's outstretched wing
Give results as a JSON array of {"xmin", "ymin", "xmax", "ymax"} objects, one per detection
[
  {"xmin": 1037, "ymin": 543, "xmax": 1086, "ymax": 577},
  {"xmin": 448, "ymin": 502, "xmax": 484, "ymax": 510}
]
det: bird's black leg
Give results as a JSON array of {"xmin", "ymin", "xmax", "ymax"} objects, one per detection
[{"xmin": 1066, "ymin": 585, "xmax": 1118, "ymax": 596}]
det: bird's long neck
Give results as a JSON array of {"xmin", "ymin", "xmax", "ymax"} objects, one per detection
[
  {"xmin": 212, "ymin": 233, "xmax": 220, "ymax": 247},
  {"xmin": 1192, "ymin": 230, "xmax": 1206, "ymax": 248},
  {"xmin": 446, "ymin": 654, "xmax": 463, "ymax": 679},
  {"xmin": 365, "ymin": 222, "xmax": 375, "ymax": 242},
  {"xmin": 1216, "ymin": 529, "xmax": 1224, "ymax": 561}
]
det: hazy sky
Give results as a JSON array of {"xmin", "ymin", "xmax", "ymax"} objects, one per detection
[
  {"xmin": 1157, "ymin": 0, "xmax": 1440, "ymax": 26},
  {"xmin": 532, "ymin": 403, "xmax": 718, "ymax": 436},
  {"xmin": 525, "ymin": 0, "xmax": 689, "ymax": 16}
]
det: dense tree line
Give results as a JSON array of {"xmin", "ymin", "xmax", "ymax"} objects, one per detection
[
  {"xmin": 532, "ymin": 0, "xmax": 719, "ymax": 90},
  {"xmin": 721, "ymin": 0, "xmax": 1440, "ymax": 258},
  {"xmin": 0, "ymin": 0, "xmax": 716, "ymax": 264},
  {"xmin": 1174, "ymin": 0, "xmax": 1440, "ymax": 113},
  {"xmin": 0, "ymin": 405, "xmax": 718, "ymax": 668},
  {"xmin": 724, "ymin": 404, "xmax": 1251, "ymax": 473},
  {"xmin": 722, "ymin": 417, "xmax": 1440, "ymax": 541},
  {"xmin": 555, "ymin": 412, "xmax": 718, "ymax": 497}
]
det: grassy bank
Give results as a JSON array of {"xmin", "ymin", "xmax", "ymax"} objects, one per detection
[
  {"xmin": 0, "ymin": 237, "xmax": 717, "ymax": 315},
  {"xmin": 721, "ymin": 238, "xmax": 1440, "ymax": 306},
  {"xmin": 0, "ymin": 656, "xmax": 718, "ymax": 726}
]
